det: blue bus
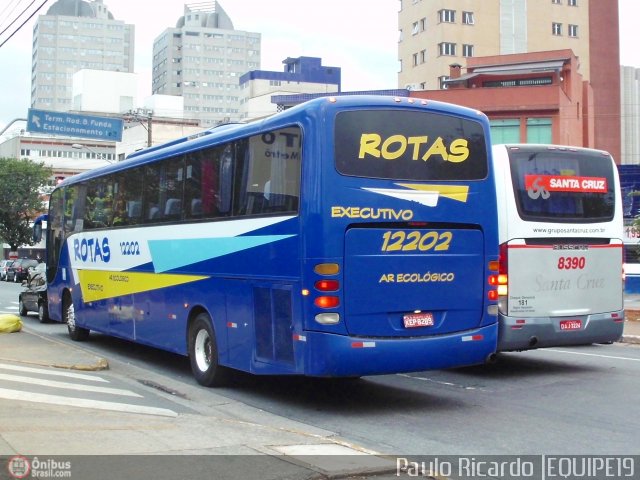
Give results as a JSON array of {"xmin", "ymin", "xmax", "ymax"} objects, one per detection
[{"xmin": 34, "ymin": 95, "xmax": 500, "ymax": 387}]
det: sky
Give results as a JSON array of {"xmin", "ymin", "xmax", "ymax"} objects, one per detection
[{"xmin": 0, "ymin": 0, "xmax": 639, "ymax": 135}]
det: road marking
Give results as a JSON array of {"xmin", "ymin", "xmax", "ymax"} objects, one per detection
[
  {"xmin": 0, "ymin": 373, "xmax": 142, "ymax": 397},
  {"xmin": 398, "ymin": 373, "xmax": 477, "ymax": 390},
  {"xmin": 546, "ymin": 348, "xmax": 640, "ymax": 362},
  {"xmin": 0, "ymin": 388, "xmax": 178, "ymax": 417},
  {"xmin": 0, "ymin": 362, "xmax": 108, "ymax": 382}
]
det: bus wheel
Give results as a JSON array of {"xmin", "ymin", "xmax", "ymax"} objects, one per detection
[
  {"xmin": 64, "ymin": 294, "xmax": 89, "ymax": 341},
  {"xmin": 188, "ymin": 313, "xmax": 229, "ymax": 387}
]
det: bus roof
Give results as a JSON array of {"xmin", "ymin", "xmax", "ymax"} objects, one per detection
[{"xmin": 56, "ymin": 95, "xmax": 488, "ymax": 189}]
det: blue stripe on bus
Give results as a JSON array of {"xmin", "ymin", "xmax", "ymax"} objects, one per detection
[{"xmin": 148, "ymin": 235, "xmax": 296, "ymax": 273}]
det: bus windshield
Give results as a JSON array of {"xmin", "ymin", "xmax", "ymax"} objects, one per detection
[
  {"xmin": 335, "ymin": 110, "xmax": 488, "ymax": 180},
  {"xmin": 508, "ymin": 148, "xmax": 616, "ymax": 222}
]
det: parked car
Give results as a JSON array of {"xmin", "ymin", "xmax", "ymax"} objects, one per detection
[
  {"xmin": 6, "ymin": 258, "xmax": 40, "ymax": 283},
  {"xmin": 18, "ymin": 263, "xmax": 48, "ymax": 322},
  {"xmin": 0, "ymin": 260, "xmax": 13, "ymax": 281}
]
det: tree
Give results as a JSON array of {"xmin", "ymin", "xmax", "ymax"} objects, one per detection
[{"xmin": 0, "ymin": 157, "xmax": 52, "ymax": 252}]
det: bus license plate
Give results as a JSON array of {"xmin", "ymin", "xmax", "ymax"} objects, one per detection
[
  {"xmin": 403, "ymin": 312, "xmax": 434, "ymax": 328},
  {"xmin": 560, "ymin": 320, "xmax": 582, "ymax": 331}
]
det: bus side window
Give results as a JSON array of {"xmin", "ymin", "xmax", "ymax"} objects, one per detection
[
  {"xmin": 233, "ymin": 127, "xmax": 301, "ymax": 217},
  {"xmin": 143, "ymin": 163, "xmax": 162, "ymax": 224},
  {"xmin": 148, "ymin": 205, "xmax": 160, "ymax": 220},
  {"xmin": 128, "ymin": 201, "xmax": 142, "ymax": 220},
  {"xmin": 164, "ymin": 198, "xmax": 182, "ymax": 218},
  {"xmin": 218, "ymin": 145, "xmax": 233, "ymax": 214},
  {"xmin": 185, "ymin": 150, "xmax": 208, "ymax": 219},
  {"xmin": 159, "ymin": 156, "xmax": 185, "ymax": 222},
  {"xmin": 66, "ymin": 184, "xmax": 86, "ymax": 233}
]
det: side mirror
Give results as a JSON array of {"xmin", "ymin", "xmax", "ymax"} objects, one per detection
[
  {"xmin": 33, "ymin": 214, "xmax": 47, "ymax": 243},
  {"xmin": 33, "ymin": 223, "xmax": 42, "ymax": 243}
]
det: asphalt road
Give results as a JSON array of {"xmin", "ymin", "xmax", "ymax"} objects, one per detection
[{"xmin": 1, "ymin": 280, "xmax": 638, "ymax": 457}]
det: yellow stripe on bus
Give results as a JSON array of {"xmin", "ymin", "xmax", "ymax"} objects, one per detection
[
  {"xmin": 397, "ymin": 184, "xmax": 470, "ymax": 203},
  {"xmin": 78, "ymin": 270, "xmax": 209, "ymax": 302}
]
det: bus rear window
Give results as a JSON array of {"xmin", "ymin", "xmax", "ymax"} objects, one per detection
[
  {"xmin": 335, "ymin": 110, "xmax": 488, "ymax": 181},
  {"xmin": 508, "ymin": 149, "xmax": 615, "ymax": 222}
]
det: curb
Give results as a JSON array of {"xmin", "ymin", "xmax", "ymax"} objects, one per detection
[
  {"xmin": 0, "ymin": 327, "xmax": 109, "ymax": 372},
  {"xmin": 625, "ymin": 309, "xmax": 640, "ymax": 322},
  {"xmin": 620, "ymin": 335, "xmax": 640, "ymax": 345},
  {"xmin": 50, "ymin": 356, "xmax": 110, "ymax": 371}
]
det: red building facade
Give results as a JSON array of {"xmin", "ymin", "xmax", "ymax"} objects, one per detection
[{"xmin": 409, "ymin": 49, "xmax": 612, "ymax": 160}]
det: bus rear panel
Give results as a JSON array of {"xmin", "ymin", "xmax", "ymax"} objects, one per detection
[
  {"xmin": 300, "ymin": 100, "xmax": 499, "ymax": 375},
  {"xmin": 492, "ymin": 144, "xmax": 624, "ymax": 351}
]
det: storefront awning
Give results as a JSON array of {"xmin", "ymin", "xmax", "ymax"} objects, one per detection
[{"xmin": 446, "ymin": 59, "xmax": 566, "ymax": 84}]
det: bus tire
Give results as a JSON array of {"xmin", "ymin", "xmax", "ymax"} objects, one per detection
[
  {"xmin": 188, "ymin": 313, "xmax": 229, "ymax": 387},
  {"xmin": 63, "ymin": 293, "xmax": 89, "ymax": 341}
]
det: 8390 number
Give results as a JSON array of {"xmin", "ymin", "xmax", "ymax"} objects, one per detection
[{"xmin": 557, "ymin": 256, "xmax": 586, "ymax": 270}]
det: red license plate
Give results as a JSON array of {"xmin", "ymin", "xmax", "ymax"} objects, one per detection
[
  {"xmin": 560, "ymin": 319, "xmax": 582, "ymax": 331},
  {"xmin": 403, "ymin": 312, "xmax": 434, "ymax": 328}
]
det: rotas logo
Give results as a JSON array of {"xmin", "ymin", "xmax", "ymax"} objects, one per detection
[{"xmin": 73, "ymin": 237, "xmax": 111, "ymax": 263}]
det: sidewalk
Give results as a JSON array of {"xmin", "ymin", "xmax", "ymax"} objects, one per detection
[
  {"xmin": 0, "ymin": 308, "xmax": 638, "ymax": 479},
  {"xmin": 623, "ymin": 294, "xmax": 640, "ymax": 344},
  {"xmin": 0, "ymin": 322, "xmax": 398, "ymax": 479}
]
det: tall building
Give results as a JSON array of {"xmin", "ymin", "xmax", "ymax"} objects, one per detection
[
  {"xmin": 621, "ymin": 66, "xmax": 640, "ymax": 165},
  {"xmin": 151, "ymin": 2, "xmax": 261, "ymax": 127},
  {"xmin": 398, "ymin": 0, "xmax": 621, "ymax": 161},
  {"xmin": 31, "ymin": 0, "xmax": 135, "ymax": 113}
]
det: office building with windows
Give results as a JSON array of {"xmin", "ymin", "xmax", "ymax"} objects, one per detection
[
  {"xmin": 398, "ymin": 0, "xmax": 620, "ymax": 161},
  {"xmin": 239, "ymin": 56, "xmax": 341, "ymax": 121},
  {"xmin": 151, "ymin": 2, "xmax": 261, "ymax": 127},
  {"xmin": 621, "ymin": 66, "xmax": 640, "ymax": 165},
  {"xmin": 31, "ymin": 0, "xmax": 134, "ymax": 113}
]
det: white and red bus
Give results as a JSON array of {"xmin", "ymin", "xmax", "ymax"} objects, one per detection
[{"xmin": 492, "ymin": 144, "xmax": 624, "ymax": 351}]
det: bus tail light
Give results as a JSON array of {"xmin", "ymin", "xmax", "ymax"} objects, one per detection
[
  {"xmin": 315, "ymin": 313, "xmax": 340, "ymax": 325},
  {"xmin": 312, "ymin": 263, "xmax": 342, "ymax": 320},
  {"xmin": 315, "ymin": 296, "xmax": 340, "ymax": 309},
  {"xmin": 315, "ymin": 280, "xmax": 339, "ymax": 292},
  {"xmin": 489, "ymin": 244, "xmax": 509, "ymax": 312},
  {"xmin": 314, "ymin": 263, "xmax": 339, "ymax": 275}
]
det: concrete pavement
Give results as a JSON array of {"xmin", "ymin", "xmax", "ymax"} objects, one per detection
[
  {"xmin": 622, "ymin": 293, "xmax": 640, "ymax": 344},
  {"xmin": 0, "ymin": 321, "xmax": 398, "ymax": 479},
  {"xmin": 0, "ymin": 302, "xmax": 638, "ymax": 479}
]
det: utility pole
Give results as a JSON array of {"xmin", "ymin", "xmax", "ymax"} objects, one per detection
[
  {"xmin": 126, "ymin": 109, "xmax": 153, "ymax": 148},
  {"xmin": 147, "ymin": 112, "xmax": 152, "ymax": 147}
]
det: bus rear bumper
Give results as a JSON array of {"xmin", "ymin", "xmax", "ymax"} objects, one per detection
[
  {"xmin": 303, "ymin": 324, "xmax": 497, "ymax": 377},
  {"xmin": 497, "ymin": 311, "xmax": 624, "ymax": 352}
]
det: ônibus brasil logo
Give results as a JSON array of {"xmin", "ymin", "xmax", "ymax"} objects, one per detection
[{"xmin": 7, "ymin": 455, "xmax": 31, "ymax": 479}]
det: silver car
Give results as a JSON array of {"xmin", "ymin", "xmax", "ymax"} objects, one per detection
[{"xmin": 0, "ymin": 260, "xmax": 14, "ymax": 281}]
